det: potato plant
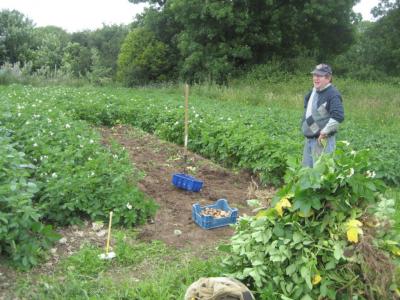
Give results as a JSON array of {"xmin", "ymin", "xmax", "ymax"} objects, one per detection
[
  {"xmin": 0, "ymin": 131, "xmax": 59, "ymax": 269},
  {"xmin": 0, "ymin": 88, "xmax": 157, "ymax": 267},
  {"xmin": 221, "ymin": 142, "xmax": 399, "ymax": 299}
]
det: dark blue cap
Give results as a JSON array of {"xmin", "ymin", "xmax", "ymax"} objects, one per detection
[{"xmin": 311, "ymin": 64, "xmax": 332, "ymax": 76}]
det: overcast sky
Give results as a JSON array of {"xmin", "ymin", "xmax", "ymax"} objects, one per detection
[
  {"xmin": 0, "ymin": 0, "xmax": 379, "ymax": 33},
  {"xmin": 353, "ymin": 0, "xmax": 380, "ymax": 20},
  {"xmin": 0, "ymin": 0, "xmax": 147, "ymax": 32}
]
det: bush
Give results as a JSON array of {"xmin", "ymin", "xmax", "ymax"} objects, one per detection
[
  {"xmin": 0, "ymin": 61, "xmax": 89, "ymax": 86},
  {"xmin": 240, "ymin": 55, "xmax": 318, "ymax": 84},
  {"xmin": 242, "ymin": 59, "xmax": 291, "ymax": 84},
  {"xmin": 0, "ymin": 62, "xmax": 31, "ymax": 85},
  {"xmin": 117, "ymin": 28, "xmax": 170, "ymax": 86}
]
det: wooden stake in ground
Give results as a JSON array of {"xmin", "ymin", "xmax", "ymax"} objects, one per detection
[
  {"xmin": 99, "ymin": 211, "xmax": 116, "ymax": 260},
  {"xmin": 183, "ymin": 83, "xmax": 189, "ymax": 169}
]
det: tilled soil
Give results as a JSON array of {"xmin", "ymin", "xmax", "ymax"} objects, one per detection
[{"xmin": 100, "ymin": 125, "xmax": 258, "ymax": 248}]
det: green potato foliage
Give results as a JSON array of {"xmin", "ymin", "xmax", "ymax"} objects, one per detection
[
  {"xmin": 0, "ymin": 86, "xmax": 157, "ymax": 268},
  {"xmin": 0, "ymin": 131, "xmax": 59, "ymax": 269},
  {"xmin": 221, "ymin": 142, "xmax": 399, "ymax": 299}
]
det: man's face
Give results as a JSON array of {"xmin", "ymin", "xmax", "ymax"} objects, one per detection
[{"xmin": 313, "ymin": 74, "xmax": 331, "ymax": 90}]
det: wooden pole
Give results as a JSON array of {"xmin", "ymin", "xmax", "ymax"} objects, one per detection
[
  {"xmin": 105, "ymin": 211, "xmax": 113, "ymax": 254},
  {"xmin": 184, "ymin": 83, "xmax": 189, "ymax": 159}
]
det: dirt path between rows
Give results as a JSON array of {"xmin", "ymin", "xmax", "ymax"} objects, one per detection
[{"xmin": 100, "ymin": 125, "xmax": 268, "ymax": 249}]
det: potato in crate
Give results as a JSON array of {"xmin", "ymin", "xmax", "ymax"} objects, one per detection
[{"xmin": 192, "ymin": 199, "xmax": 238, "ymax": 229}]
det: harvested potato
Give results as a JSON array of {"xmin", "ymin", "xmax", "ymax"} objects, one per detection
[{"xmin": 201, "ymin": 208, "xmax": 230, "ymax": 218}]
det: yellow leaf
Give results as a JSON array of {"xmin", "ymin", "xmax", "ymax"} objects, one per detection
[
  {"xmin": 347, "ymin": 227, "xmax": 359, "ymax": 243},
  {"xmin": 347, "ymin": 219, "xmax": 362, "ymax": 228},
  {"xmin": 275, "ymin": 205, "xmax": 283, "ymax": 217},
  {"xmin": 389, "ymin": 246, "xmax": 400, "ymax": 256},
  {"xmin": 256, "ymin": 211, "xmax": 266, "ymax": 219},
  {"xmin": 312, "ymin": 274, "xmax": 322, "ymax": 285},
  {"xmin": 280, "ymin": 197, "xmax": 292, "ymax": 208},
  {"xmin": 274, "ymin": 197, "xmax": 292, "ymax": 217},
  {"xmin": 346, "ymin": 219, "xmax": 363, "ymax": 244},
  {"xmin": 364, "ymin": 221, "xmax": 378, "ymax": 227}
]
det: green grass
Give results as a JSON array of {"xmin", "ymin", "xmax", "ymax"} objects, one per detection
[
  {"xmin": 190, "ymin": 79, "xmax": 399, "ymax": 131},
  {"xmin": 12, "ymin": 230, "xmax": 224, "ymax": 300}
]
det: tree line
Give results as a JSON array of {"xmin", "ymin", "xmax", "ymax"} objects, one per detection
[
  {"xmin": 1, "ymin": 0, "xmax": 399, "ymax": 86},
  {"xmin": 0, "ymin": 10, "xmax": 129, "ymax": 84}
]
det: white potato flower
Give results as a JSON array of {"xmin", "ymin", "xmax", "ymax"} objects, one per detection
[
  {"xmin": 341, "ymin": 140, "xmax": 350, "ymax": 146},
  {"xmin": 366, "ymin": 170, "xmax": 376, "ymax": 178},
  {"xmin": 347, "ymin": 168, "xmax": 354, "ymax": 178}
]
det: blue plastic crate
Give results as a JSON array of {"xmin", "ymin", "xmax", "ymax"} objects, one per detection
[
  {"xmin": 192, "ymin": 199, "xmax": 238, "ymax": 229},
  {"xmin": 172, "ymin": 173, "xmax": 203, "ymax": 192}
]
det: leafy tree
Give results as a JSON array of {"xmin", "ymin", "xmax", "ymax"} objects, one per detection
[
  {"xmin": 129, "ymin": 0, "xmax": 167, "ymax": 7},
  {"xmin": 117, "ymin": 28, "xmax": 170, "ymax": 85},
  {"xmin": 336, "ymin": 0, "xmax": 400, "ymax": 79},
  {"xmin": 61, "ymin": 42, "xmax": 92, "ymax": 77},
  {"xmin": 134, "ymin": 7, "xmax": 181, "ymax": 79},
  {"xmin": 0, "ymin": 9, "xmax": 35, "ymax": 65},
  {"xmin": 32, "ymin": 26, "xmax": 70, "ymax": 73},
  {"xmin": 133, "ymin": 0, "xmax": 358, "ymax": 83},
  {"xmin": 70, "ymin": 30, "xmax": 92, "ymax": 47},
  {"xmin": 87, "ymin": 47, "xmax": 112, "ymax": 85},
  {"xmin": 363, "ymin": 5, "xmax": 400, "ymax": 76},
  {"xmin": 86, "ymin": 25, "xmax": 130, "ymax": 78},
  {"xmin": 170, "ymin": 0, "xmax": 252, "ymax": 83},
  {"xmin": 70, "ymin": 25, "xmax": 129, "ymax": 79},
  {"xmin": 371, "ymin": 0, "xmax": 400, "ymax": 17},
  {"xmin": 332, "ymin": 21, "xmax": 375, "ymax": 79}
]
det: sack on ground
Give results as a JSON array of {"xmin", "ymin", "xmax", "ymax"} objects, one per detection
[{"xmin": 184, "ymin": 277, "xmax": 255, "ymax": 300}]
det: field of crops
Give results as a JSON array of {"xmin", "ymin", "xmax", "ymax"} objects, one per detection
[
  {"xmin": 2, "ymin": 80, "xmax": 400, "ymax": 186},
  {"xmin": 0, "ymin": 80, "xmax": 399, "ymax": 299}
]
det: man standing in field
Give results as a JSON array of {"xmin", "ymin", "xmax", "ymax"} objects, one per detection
[{"xmin": 301, "ymin": 64, "xmax": 344, "ymax": 167}]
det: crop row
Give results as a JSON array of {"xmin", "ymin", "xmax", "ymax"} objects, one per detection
[
  {"xmin": 4, "ymin": 85, "xmax": 399, "ymax": 186},
  {"xmin": 0, "ymin": 86, "xmax": 156, "ymax": 268},
  {"xmin": 37, "ymin": 85, "xmax": 399, "ymax": 186}
]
